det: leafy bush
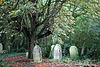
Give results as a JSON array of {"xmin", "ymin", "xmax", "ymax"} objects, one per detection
[{"xmin": 17, "ymin": 47, "xmax": 27, "ymax": 52}]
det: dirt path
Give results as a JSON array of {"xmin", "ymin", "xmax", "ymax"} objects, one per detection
[{"xmin": 1, "ymin": 55, "xmax": 99, "ymax": 67}]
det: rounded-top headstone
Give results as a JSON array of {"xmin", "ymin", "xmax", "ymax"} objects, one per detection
[
  {"xmin": 53, "ymin": 44, "xmax": 62, "ymax": 61},
  {"xmin": 33, "ymin": 45, "xmax": 42, "ymax": 63},
  {"xmin": 69, "ymin": 46, "xmax": 79, "ymax": 59}
]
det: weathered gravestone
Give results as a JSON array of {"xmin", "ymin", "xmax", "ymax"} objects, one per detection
[
  {"xmin": 0, "ymin": 43, "xmax": 3, "ymax": 53},
  {"xmin": 33, "ymin": 45, "xmax": 42, "ymax": 63},
  {"xmin": 69, "ymin": 46, "xmax": 79, "ymax": 59},
  {"xmin": 53, "ymin": 44, "xmax": 62, "ymax": 61}
]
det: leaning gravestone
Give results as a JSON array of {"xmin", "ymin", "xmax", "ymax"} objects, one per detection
[
  {"xmin": 0, "ymin": 43, "xmax": 3, "ymax": 53},
  {"xmin": 33, "ymin": 45, "xmax": 42, "ymax": 63},
  {"xmin": 53, "ymin": 44, "xmax": 62, "ymax": 61}
]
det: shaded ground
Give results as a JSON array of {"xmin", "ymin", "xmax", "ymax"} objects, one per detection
[{"xmin": 0, "ymin": 55, "xmax": 100, "ymax": 67}]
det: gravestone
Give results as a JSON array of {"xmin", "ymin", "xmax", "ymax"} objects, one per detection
[
  {"xmin": 0, "ymin": 43, "xmax": 3, "ymax": 53},
  {"xmin": 69, "ymin": 46, "xmax": 79, "ymax": 59},
  {"xmin": 53, "ymin": 44, "xmax": 62, "ymax": 61},
  {"xmin": 33, "ymin": 45, "xmax": 42, "ymax": 63}
]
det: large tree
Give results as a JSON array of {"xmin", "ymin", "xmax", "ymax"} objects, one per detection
[{"xmin": 0, "ymin": 0, "xmax": 66, "ymax": 58}]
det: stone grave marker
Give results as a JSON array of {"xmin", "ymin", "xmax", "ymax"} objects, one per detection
[
  {"xmin": 53, "ymin": 44, "xmax": 62, "ymax": 61},
  {"xmin": 33, "ymin": 45, "xmax": 42, "ymax": 62},
  {"xmin": 69, "ymin": 46, "xmax": 79, "ymax": 59}
]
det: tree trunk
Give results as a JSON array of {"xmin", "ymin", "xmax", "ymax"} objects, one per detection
[
  {"xmin": 81, "ymin": 46, "xmax": 85, "ymax": 56},
  {"xmin": 28, "ymin": 35, "xmax": 36, "ymax": 59},
  {"xmin": 81, "ymin": 43, "xmax": 85, "ymax": 56}
]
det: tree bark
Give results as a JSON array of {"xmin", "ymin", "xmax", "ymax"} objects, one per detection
[
  {"xmin": 81, "ymin": 43, "xmax": 85, "ymax": 56},
  {"xmin": 28, "ymin": 38, "xmax": 32, "ymax": 59},
  {"xmin": 81, "ymin": 46, "xmax": 85, "ymax": 56},
  {"xmin": 28, "ymin": 34, "xmax": 37, "ymax": 59}
]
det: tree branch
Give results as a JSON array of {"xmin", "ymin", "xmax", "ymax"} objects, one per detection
[
  {"xmin": 29, "ymin": 0, "xmax": 37, "ymax": 3},
  {"xmin": 36, "ymin": 0, "xmax": 65, "ymax": 28},
  {"xmin": 36, "ymin": 1, "xmax": 64, "ymax": 36},
  {"xmin": 37, "ymin": 30, "xmax": 52, "ymax": 39},
  {"xmin": 12, "ymin": 0, "xmax": 19, "ymax": 10}
]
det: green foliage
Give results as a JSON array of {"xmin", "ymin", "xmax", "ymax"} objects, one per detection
[
  {"xmin": 0, "ymin": 50, "xmax": 8, "ymax": 55},
  {"xmin": 17, "ymin": 47, "xmax": 27, "ymax": 52},
  {"xmin": 49, "ymin": 45, "xmax": 55, "ymax": 58},
  {"xmin": 40, "ymin": 43, "xmax": 51, "ymax": 58},
  {"xmin": 61, "ymin": 57, "xmax": 73, "ymax": 63},
  {"xmin": 2, "ymin": 64, "xmax": 8, "ymax": 67},
  {"xmin": 0, "ymin": 64, "xmax": 9, "ymax": 67},
  {"xmin": 0, "ymin": 0, "xmax": 100, "ymax": 60},
  {"xmin": 0, "ymin": 53, "xmax": 25, "ymax": 58},
  {"xmin": 52, "ymin": 0, "xmax": 100, "ymax": 60}
]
